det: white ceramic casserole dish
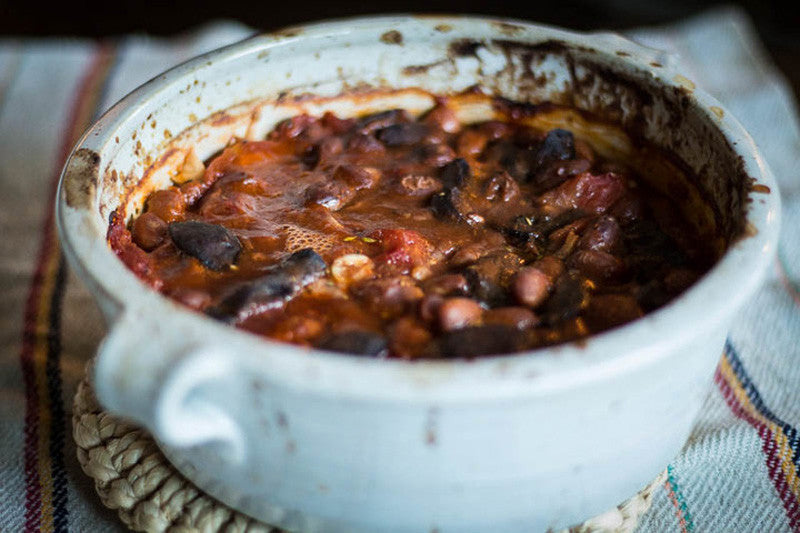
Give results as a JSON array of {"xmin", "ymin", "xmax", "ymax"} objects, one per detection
[{"xmin": 57, "ymin": 15, "xmax": 780, "ymax": 533}]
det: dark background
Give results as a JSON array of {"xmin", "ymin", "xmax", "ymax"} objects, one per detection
[{"xmin": 2, "ymin": 1, "xmax": 798, "ymax": 97}]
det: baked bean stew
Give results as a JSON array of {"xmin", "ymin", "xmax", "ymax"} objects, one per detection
[{"xmin": 109, "ymin": 98, "xmax": 713, "ymax": 358}]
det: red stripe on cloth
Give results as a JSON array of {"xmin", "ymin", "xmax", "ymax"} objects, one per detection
[
  {"xmin": 715, "ymin": 362, "xmax": 800, "ymax": 531},
  {"xmin": 50, "ymin": 45, "xmax": 118, "ymax": 533},
  {"xmin": 19, "ymin": 44, "xmax": 113, "ymax": 533}
]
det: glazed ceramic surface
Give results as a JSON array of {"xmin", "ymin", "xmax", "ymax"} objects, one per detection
[{"xmin": 57, "ymin": 16, "xmax": 780, "ymax": 533}]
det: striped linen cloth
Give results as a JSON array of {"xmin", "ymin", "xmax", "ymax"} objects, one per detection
[{"xmin": 0, "ymin": 7, "xmax": 797, "ymax": 532}]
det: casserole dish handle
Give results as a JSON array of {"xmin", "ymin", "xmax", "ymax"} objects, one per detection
[{"xmin": 93, "ymin": 308, "xmax": 246, "ymax": 462}]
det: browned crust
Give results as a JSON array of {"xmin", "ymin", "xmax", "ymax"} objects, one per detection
[{"xmin": 63, "ymin": 148, "xmax": 100, "ymax": 210}]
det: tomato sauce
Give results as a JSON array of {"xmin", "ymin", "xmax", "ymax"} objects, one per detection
[{"xmin": 108, "ymin": 100, "xmax": 709, "ymax": 358}]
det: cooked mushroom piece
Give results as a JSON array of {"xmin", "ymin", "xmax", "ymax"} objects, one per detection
[
  {"xmin": 534, "ymin": 128, "xmax": 576, "ymax": 170},
  {"xmin": 500, "ymin": 210, "xmax": 585, "ymax": 251},
  {"xmin": 435, "ymin": 325, "xmax": 529, "ymax": 358},
  {"xmin": 430, "ymin": 188, "xmax": 466, "ymax": 222},
  {"xmin": 540, "ymin": 273, "xmax": 589, "ymax": 326},
  {"xmin": 206, "ymin": 248, "xmax": 326, "ymax": 323},
  {"xmin": 168, "ymin": 220, "xmax": 241, "ymax": 271},
  {"xmin": 439, "ymin": 158, "xmax": 471, "ymax": 188},
  {"xmin": 376, "ymin": 123, "xmax": 429, "ymax": 146},
  {"xmin": 463, "ymin": 251, "xmax": 523, "ymax": 307},
  {"xmin": 355, "ymin": 109, "xmax": 408, "ymax": 132},
  {"xmin": 316, "ymin": 331, "xmax": 388, "ymax": 357}
]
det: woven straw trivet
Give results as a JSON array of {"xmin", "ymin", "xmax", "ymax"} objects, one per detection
[{"xmin": 73, "ymin": 372, "xmax": 664, "ymax": 533}]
